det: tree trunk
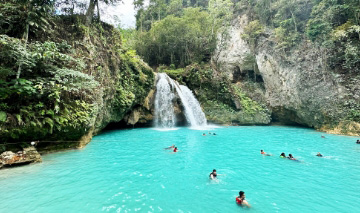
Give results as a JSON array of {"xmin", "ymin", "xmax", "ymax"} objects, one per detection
[
  {"xmin": 96, "ymin": 0, "xmax": 100, "ymax": 21},
  {"xmin": 86, "ymin": 0, "xmax": 96, "ymax": 25},
  {"xmin": 290, "ymin": 10, "xmax": 297, "ymax": 32},
  {"xmin": 16, "ymin": 21, "xmax": 30, "ymax": 82}
]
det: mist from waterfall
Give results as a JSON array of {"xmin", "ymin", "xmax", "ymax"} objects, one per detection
[{"xmin": 154, "ymin": 73, "xmax": 207, "ymax": 128}]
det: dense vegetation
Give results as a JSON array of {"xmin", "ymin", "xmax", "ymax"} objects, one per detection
[
  {"xmin": 0, "ymin": 0, "xmax": 359, "ymax": 152},
  {"xmin": 133, "ymin": 0, "xmax": 233, "ymax": 67},
  {"xmin": 0, "ymin": 0, "xmax": 154, "ymax": 151},
  {"xmin": 131, "ymin": 0, "xmax": 360, "ymax": 127}
]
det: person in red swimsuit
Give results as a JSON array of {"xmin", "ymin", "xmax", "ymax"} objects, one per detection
[
  {"xmin": 173, "ymin": 147, "xmax": 178, "ymax": 152},
  {"xmin": 236, "ymin": 191, "xmax": 251, "ymax": 208},
  {"xmin": 260, "ymin": 150, "xmax": 271, "ymax": 156}
]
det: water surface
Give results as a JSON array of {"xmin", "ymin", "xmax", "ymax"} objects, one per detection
[{"xmin": 1, "ymin": 126, "xmax": 359, "ymax": 212}]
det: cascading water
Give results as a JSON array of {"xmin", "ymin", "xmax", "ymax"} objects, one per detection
[
  {"xmin": 154, "ymin": 73, "xmax": 176, "ymax": 128},
  {"xmin": 178, "ymin": 85, "xmax": 207, "ymax": 126},
  {"xmin": 154, "ymin": 73, "xmax": 207, "ymax": 128}
]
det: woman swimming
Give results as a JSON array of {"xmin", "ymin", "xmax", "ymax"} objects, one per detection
[{"xmin": 236, "ymin": 191, "xmax": 251, "ymax": 208}]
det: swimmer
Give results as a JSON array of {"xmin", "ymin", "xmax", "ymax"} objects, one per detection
[
  {"xmin": 288, "ymin": 154, "xmax": 297, "ymax": 160},
  {"xmin": 164, "ymin": 145, "xmax": 175, "ymax": 150},
  {"xmin": 356, "ymin": 140, "xmax": 360, "ymax": 144},
  {"xmin": 202, "ymin": 133, "xmax": 206, "ymax": 136},
  {"xmin": 236, "ymin": 191, "xmax": 251, "ymax": 208},
  {"xmin": 261, "ymin": 150, "xmax": 271, "ymax": 156},
  {"xmin": 316, "ymin": 152, "xmax": 323, "ymax": 157},
  {"xmin": 209, "ymin": 169, "xmax": 217, "ymax": 180},
  {"xmin": 321, "ymin": 135, "xmax": 326, "ymax": 138},
  {"xmin": 213, "ymin": 133, "xmax": 216, "ymax": 135},
  {"xmin": 173, "ymin": 147, "xmax": 178, "ymax": 152},
  {"xmin": 280, "ymin": 153, "xmax": 286, "ymax": 158}
]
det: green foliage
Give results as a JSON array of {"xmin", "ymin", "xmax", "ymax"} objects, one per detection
[
  {"xmin": 136, "ymin": 8, "xmax": 216, "ymax": 67},
  {"xmin": 241, "ymin": 20, "xmax": 264, "ymax": 49},
  {"xmin": 0, "ymin": 33, "xmax": 100, "ymax": 142},
  {"xmin": 231, "ymin": 85, "xmax": 265, "ymax": 114},
  {"xmin": 347, "ymin": 109, "xmax": 360, "ymax": 122},
  {"xmin": 0, "ymin": 0, "xmax": 54, "ymax": 38}
]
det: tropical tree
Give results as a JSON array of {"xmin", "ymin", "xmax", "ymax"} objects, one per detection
[
  {"xmin": 0, "ymin": 0, "xmax": 55, "ymax": 81},
  {"xmin": 85, "ymin": 0, "xmax": 122, "ymax": 25}
]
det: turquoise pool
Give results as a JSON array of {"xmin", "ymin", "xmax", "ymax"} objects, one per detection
[{"xmin": 0, "ymin": 126, "xmax": 359, "ymax": 212}]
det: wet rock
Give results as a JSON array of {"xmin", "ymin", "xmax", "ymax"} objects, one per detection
[{"xmin": 0, "ymin": 147, "xmax": 41, "ymax": 168}]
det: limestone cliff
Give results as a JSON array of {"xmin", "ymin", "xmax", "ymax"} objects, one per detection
[{"xmin": 215, "ymin": 14, "xmax": 360, "ymax": 135}]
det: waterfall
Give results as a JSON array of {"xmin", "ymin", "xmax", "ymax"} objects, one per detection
[
  {"xmin": 178, "ymin": 85, "xmax": 207, "ymax": 126},
  {"xmin": 154, "ymin": 73, "xmax": 207, "ymax": 128},
  {"xmin": 154, "ymin": 73, "xmax": 176, "ymax": 128}
]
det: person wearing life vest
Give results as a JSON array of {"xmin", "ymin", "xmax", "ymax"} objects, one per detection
[{"xmin": 236, "ymin": 191, "xmax": 251, "ymax": 207}]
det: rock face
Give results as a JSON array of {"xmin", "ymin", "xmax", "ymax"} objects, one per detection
[
  {"xmin": 215, "ymin": 14, "xmax": 360, "ymax": 134},
  {"xmin": 0, "ymin": 146, "xmax": 41, "ymax": 169}
]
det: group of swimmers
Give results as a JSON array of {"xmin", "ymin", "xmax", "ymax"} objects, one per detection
[
  {"xmin": 279, "ymin": 152, "xmax": 298, "ymax": 160},
  {"xmin": 261, "ymin": 150, "xmax": 324, "ymax": 161},
  {"xmin": 202, "ymin": 132, "xmax": 216, "ymax": 136},
  {"xmin": 209, "ymin": 169, "xmax": 251, "ymax": 208}
]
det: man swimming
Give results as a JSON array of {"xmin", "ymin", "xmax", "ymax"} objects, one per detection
[
  {"xmin": 209, "ymin": 169, "xmax": 217, "ymax": 180},
  {"xmin": 280, "ymin": 153, "xmax": 286, "ymax": 158},
  {"xmin": 236, "ymin": 191, "xmax": 251, "ymax": 207},
  {"xmin": 316, "ymin": 152, "xmax": 323, "ymax": 157},
  {"xmin": 173, "ymin": 147, "xmax": 178, "ymax": 152},
  {"xmin": 288, "ymin": 154, "xmax": 298, "ymax": 161}
]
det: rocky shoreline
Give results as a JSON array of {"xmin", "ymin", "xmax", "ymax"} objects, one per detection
[{"xmin": 0, "ymin": 146, "xmax": 41, "ymax": 169}]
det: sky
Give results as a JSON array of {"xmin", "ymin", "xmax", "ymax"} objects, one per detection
[
  {"xmin": 60, "ymin": 0, "xmax": 137, "ymax": 28},
  {"xmin": 100, "ymin": 0, "xmax": 137, "ymax": 28}
]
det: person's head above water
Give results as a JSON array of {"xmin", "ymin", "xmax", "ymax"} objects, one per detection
[
  {"xmin": 280, "ymin": 153, "xmax": 286, "ymax": 157},
  {"xmin": 289, "ymin": 154, "xmax": 293, "ymax": 158},
  {"xmin": 213, "ymin": 169, "xmax": 216, "ymax": 173},
  {"xmin": 239, "ymin": 191, "xmax": 245, "ymax": 198}
]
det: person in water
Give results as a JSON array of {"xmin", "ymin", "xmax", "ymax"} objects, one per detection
[
  {"xmin": 213, "ymin": 133, "xmax": 216, "ymax": 135},
  {"xmin": 288, "ymin": 154, "xmax": 297, "ymax": 160},
  {"xmin": 280, "ymin": 153, "xmax": 286, "ymax": 158},
  {"xmin": 173, "ymin": 147, "xmax": 178, "ymax": 152},
  {"xmin": 316, "ymin": 152, "xmax": 323, "ymax": 157},
  {"xmin": 236, "ymin": 191, "xmax": 251, "ymax": 207},
  {"xmin": 356, "ymin": 140, "xmax": 360, "ymax": 144},
  {"xmin": 164, "ymin": 145, "xmax": 175, "ymax": 150},
  {"xmin": 260, "ymin": 150, "xmax": 271, "ymax": 156},
  {"xmin": 202, "ymin": 133, "xmax": 206, "ymax": 136},
  {"xmin": 209, "ymin": 169, "xmax": 217, "ymax": 180}
]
